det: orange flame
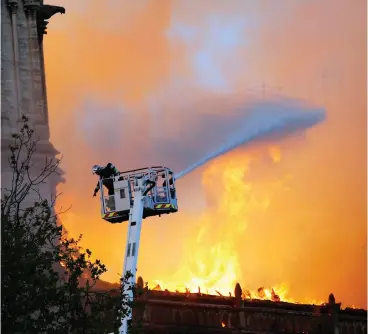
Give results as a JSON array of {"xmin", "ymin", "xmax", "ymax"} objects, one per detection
[{"xmin": 148, "ymin": 148, "xmax": 325, "ymax": 305}]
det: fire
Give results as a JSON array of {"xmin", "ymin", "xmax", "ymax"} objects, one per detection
[
  {"xmin": 221, "ymin": 321, "xmax": 226, "ymax": 327},
  {"xmin": 242, "ymin": 285, "xmax": 291, "ymax": 302},
  {"xmin": 148, "ymin": 148, "xmax": 306, "ymax": 303},
  {"xmin": 146, "ymin": 148, "xmax": 329, "ymax": 306},
  {"xmin": 150, "ymin": 158, "xmax": 248, "ymax": 295}
]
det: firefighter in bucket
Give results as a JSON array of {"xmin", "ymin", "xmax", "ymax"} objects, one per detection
[{"xmin": 92, "ymin": 163, "xmax": 119, "ymax": 197}]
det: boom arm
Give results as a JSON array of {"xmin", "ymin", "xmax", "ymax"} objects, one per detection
[
  {"xmin": 119, "ymin": 178, "xmax": 144, "ymax": 333},
  {"xmin": 96, "ymin": 167, "xmax": 178, "ymax": 333}
]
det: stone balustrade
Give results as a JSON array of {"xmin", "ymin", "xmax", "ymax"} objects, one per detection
[{"xmin": 130, "ymin": 278, "xmax": 367, "ymax": 334}]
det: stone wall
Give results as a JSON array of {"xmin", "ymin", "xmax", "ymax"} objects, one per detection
[
  {"xmin": 129, "ymin": 282, "xmax": 367, "ymax": 334},
  {"xmin": 132, "ymin": 299, "xmax": 367, "ymax": 334},
  {"xmin": 1, "ymin": 0, "xmax": 65, "ymax": 205}
]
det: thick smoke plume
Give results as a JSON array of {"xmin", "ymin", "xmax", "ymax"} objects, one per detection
[
  {"xmin": 176, "ymin": 99, "xmax": 325, "ymax": 179},
  {"xmin": 45, "ymin": 0, "xmax": 366, "ymax": 309}
]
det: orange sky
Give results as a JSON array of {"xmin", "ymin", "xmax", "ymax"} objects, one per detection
[{"xmin": 45, "ymin": 0, "xmax": 366, "ymax": 308}]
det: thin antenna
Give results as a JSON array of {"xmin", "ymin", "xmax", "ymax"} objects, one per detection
[{"xmin": 246, "ymin": 81, "xmax": 283, "ymax": 98}]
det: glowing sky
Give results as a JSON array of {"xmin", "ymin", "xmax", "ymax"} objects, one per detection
[{"xmin": 45, "ymin": 0, "xmax": 366, "ymax": 308}]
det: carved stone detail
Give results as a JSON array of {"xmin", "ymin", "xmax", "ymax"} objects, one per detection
[
  {"xmin": 7, "ymin": 0, "xmax": 18, "ymax": 12},
  {"xmin": 23, "ymin": 0, "xmax": 41, "ymax": 12}
]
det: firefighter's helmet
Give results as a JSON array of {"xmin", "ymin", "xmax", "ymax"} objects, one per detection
[{"xmin": 92, "ymin": 165, "xmax": 103, "ymax": 175}]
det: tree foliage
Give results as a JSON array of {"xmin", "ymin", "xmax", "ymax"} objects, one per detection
[{"xmin": 1, "ymin": 116, "xmax": 134, "ymax": 333}]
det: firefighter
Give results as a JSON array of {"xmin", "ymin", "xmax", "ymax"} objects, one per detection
[
  {"xmin": 163, "ymin": 172, "xmax": 175, "ymax": 199},
  {"xmin": 143, "ymin": 178, "xmax": 156, "ymax": 196},
  {"xmin": 92, "ymin": 163, "xmax": 119, "ymax": 197}
]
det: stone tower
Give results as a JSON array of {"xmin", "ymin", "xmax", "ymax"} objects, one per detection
[{"xmin": 1, "ymin": 0, "xmax": 65, "ymax": 204}]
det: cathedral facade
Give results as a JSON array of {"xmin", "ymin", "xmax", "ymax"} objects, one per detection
[{"xmin": 1, "ymin": 0, "xmax": 65, "ymax": 204}]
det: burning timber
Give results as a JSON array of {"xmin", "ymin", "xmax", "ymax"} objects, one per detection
[{"xmin": 112, "ymin": 277, "xmax": 367, "ymax": 334}]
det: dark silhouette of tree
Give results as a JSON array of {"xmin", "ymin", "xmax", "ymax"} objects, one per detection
[{"xmin": 1, "ymin": 116, "xmax": 134, "ymax": 333}]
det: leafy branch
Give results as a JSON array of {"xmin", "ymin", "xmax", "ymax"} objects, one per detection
[{"xmin": 1, "ymin": 116, "xmax": 135, "ymax": 333}]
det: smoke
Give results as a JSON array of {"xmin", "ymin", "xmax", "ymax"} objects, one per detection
[
  {"xmin": 44, "ymin": 0, "xmax": 366, "ymax": 308},
  {"xmin": 73, "ymin": 95, "xmax": 325, "ymax": 178},
  {"xmin": 176, "ymin": 99, "xmax": 325, "ymax": 179}
]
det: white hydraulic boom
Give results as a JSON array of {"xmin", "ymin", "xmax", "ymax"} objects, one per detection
[
  {"xmin": 95, "ymin": 166, "xmax": 178, "ymax": 334},
  {"xmin": 119, "ymin": 178, "xmax": 144, "ymax": 333}
]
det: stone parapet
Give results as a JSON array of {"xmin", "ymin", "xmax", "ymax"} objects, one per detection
[{"xmin": 129, "ymin": 280, "xmax": 367, "ymax": 334}]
